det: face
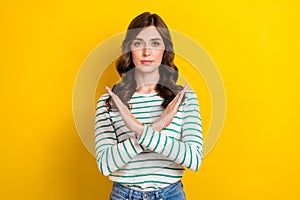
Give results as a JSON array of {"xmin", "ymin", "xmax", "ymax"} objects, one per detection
[{"xmin": 130, "ymin": 25, "xmax": 165, "ymax": 74}]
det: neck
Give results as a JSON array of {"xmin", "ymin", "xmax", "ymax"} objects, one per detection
[{"xmin": 134, "ymin": 70, "xmax": 160, "ymax": 94}]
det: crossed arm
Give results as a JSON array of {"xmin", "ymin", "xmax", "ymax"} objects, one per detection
[{"xmin": 95, "ymin": 83, "xmax": 203, "ymax": 176}]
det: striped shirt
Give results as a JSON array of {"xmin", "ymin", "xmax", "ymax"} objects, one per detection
[{"xmin": 95, "ymin": 89, "xmax": 203, "ymax": 191}]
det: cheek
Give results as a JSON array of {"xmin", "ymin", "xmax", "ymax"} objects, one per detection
[
  {"xmin": 155, "ymin": 50, "xmax": 164, "ymax": 61},
  {"xmin": 131, "ymin": 51, "xmax": 140, "ymax": 64}
]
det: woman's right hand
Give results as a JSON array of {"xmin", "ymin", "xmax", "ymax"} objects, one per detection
[
  {"xmin": 105, "ymin": 86, "xmax": 144, "ymax": 136},
  {"xmin": 151, "ymin": 83, "xmax": 189, "ymax": 131}
]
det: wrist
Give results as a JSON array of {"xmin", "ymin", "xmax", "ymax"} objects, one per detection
[
  {"xmin": 135, "ymin": 124, "xmax": 144, "ymax": 136},
  {"xmin": 150, "ymin": 121, "xmax": 163, "ymax": 132}
]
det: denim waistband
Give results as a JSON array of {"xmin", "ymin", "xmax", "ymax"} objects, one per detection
[{"xmin": 111, "ymin": 180, "xmax": 183, "ymax": 200}]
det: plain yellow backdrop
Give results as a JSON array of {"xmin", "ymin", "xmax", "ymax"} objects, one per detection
[{"xmin": 1, "ymin": 0, "xmax": 299, "ymax": 199}]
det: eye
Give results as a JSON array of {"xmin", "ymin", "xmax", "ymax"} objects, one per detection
[
  {"xmin": 132, "ymin": 41, "xmax": 142, "ymax": 47},
  {"xmin": 151, "ymin": 42, "xmax": 161, "ymax": 47}
]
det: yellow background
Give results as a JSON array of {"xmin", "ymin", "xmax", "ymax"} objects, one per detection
[{"xmin": 1, "ymin": 0, "xmax": 299, "ymax": 199}]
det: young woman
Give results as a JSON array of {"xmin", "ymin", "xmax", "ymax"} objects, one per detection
[{"xmin": 95, "ymin": 12, "xmax": 203, "ymax": 200}]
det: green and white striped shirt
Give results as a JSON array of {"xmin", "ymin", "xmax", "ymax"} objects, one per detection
[{"xmin": 95, "ymin": 89, "xmax": 203, "ymax": 191}]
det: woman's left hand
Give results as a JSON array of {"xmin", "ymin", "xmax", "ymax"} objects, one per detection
[
  {"xmin": 150, "ymin": 82, "xmax": 189, "ymax": 131},
  {"xmin": 105, "ymin": 86, "xmax": 144, "ymax": 136}
]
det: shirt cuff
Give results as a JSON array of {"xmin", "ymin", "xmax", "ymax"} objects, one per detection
[
  {"xmin": 137, "ymin": 125, "xmax": 154, "ymax": 148},
  {"xmin": 129, "ymin": 136, "xmax": 144, "ymax": 153}
]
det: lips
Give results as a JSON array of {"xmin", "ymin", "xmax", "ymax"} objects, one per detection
[{"xmin": 141, "ymin": 60, "xmax": 154, "ymax": 65}]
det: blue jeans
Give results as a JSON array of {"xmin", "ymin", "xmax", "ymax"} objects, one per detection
[{"xmin": 109, "ymin": 180, "xmax": 186, "ymax": 200}]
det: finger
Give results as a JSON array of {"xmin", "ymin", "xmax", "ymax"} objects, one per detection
[
  {"xmin": 174, "ymin": 91, "xmax": 184, "ymax": 108},
  {"xmin": 182, "ymin": 82, "xmax": 189, "ymax": 93},
  {"xmin": 167, "ymin": 89, "xmax": 182, "ymax": 108},
  {"xmin": 166, "ymin": 83, "xmax": 189, "ymax": 109},
  {"xmin": 105, "ymin": 86, "xmax": 126, "ymax": 110},
  {"xmin": 105, "ymin": 86, "xmax": 114, "ymax": 96},
  {"xmin": 175, "ymin": 82, "xmax": 189, "ymax": 108}
]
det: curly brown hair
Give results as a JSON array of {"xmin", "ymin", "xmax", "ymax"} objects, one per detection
[{"xmin": 105, "ymin": 12, "xmax": 185, "ymax": 110}]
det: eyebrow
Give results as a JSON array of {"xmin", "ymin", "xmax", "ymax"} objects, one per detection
[{"xmin": 133, "ymin": 38, "xmax": 162, "ymax": 41}]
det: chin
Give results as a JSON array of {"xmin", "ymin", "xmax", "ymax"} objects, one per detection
[{"xmin": 135, "ymin": 64, "xmax": 160, "ymax": 72}]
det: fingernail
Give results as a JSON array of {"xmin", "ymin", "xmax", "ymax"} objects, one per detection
[{"xmin": 184, "ymin": 82, "xmax": 188, "ymax": 89}]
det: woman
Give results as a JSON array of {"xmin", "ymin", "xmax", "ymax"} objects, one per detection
[{"xmin": 95, "ymin": 12, "xmax": 203, "ymax": 200}]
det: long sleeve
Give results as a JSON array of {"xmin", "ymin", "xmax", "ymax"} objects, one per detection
[
  {"xmin": 95, "ymin": 94, "xmax": 144, "ymax": 176},
  {"xmin": 137, "ymin": 89, "xmax": 203, "ymax": 171}
]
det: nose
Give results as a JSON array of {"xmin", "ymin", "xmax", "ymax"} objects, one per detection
[{"xmin": 142, "ymin": 45, "xmax": 151, "ymax": 56}]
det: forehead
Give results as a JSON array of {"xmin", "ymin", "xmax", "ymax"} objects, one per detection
[{"xmin": 135, "ymin": 26, "xmax": 163, "ymax": 40}]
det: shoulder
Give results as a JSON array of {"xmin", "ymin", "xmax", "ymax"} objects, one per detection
[
  {"xmin": 97, "ymin": 93, "xmax": 109, "ymax": 102},
  {"xmin": 184, "ymin": 88, "xmax": 198, "ymax": 100},
  {"xmin": 96, "ymin": 93, "xmax": 110, "ymax": 108},
  {"xmin": 182, "ymin": 88, "xmax": 199, "ymax": 106}
]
